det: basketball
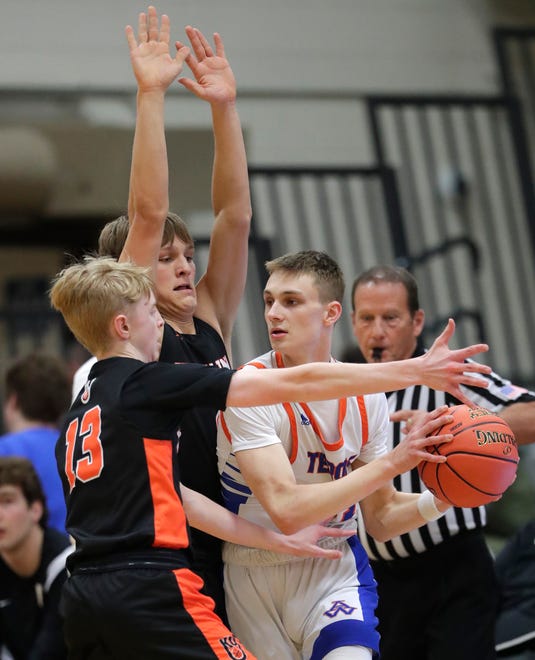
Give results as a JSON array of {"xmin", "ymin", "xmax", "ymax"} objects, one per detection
[{"xmin": 418, "ymin": 405, "xmax": 519, "ymax": 508}]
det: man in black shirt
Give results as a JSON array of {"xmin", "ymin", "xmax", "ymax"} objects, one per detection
[{"xmin": 0, "ymin": 457, "xmax": 72, "ymax": 659}]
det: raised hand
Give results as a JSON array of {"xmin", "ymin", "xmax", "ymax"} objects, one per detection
[
  {"xmin": 178, "ymin": 26, "xmax": 237, "ymax": 104},
  {"xmin": 418, "ymin": 319, "xmax": 491, "ymax": 405},
  {"xmin": 125, "ymin": 5, "xmax": 189, "ymax": 93}
]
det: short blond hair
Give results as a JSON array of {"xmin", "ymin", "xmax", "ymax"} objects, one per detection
[{"xmin": 49, "ymin": 256, "xmax": 153, "ymax": 355}]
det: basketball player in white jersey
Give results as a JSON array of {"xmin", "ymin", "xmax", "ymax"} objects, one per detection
[{"xmin": 217, "ymin": 251, "xmax": 483, "ymax": 660}]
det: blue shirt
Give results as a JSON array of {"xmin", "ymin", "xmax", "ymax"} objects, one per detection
[{"xmin": 0, "ymin": 427, "xmax": 66, "ymax": 533}]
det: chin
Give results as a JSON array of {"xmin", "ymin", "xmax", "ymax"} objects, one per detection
[{"xmin": 173, "ymin": 294, "xmax": 197, "ymax": 312}]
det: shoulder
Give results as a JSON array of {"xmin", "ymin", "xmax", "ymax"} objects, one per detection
[{"xmin": 72, "ymin": 356, "xmax": 98, "ymax": 398}]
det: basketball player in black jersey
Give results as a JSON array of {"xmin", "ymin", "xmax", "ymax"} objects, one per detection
[
  {"xmin": 51, "ymin": 254, "xmax": 492, "ymax": 659},
  {"xmin": 71, "ymin": 6, "xmax": 251, "ymax": 620}
]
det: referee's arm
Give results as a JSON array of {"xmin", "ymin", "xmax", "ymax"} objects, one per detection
[{"xmin": 499, "ymin": 400, "xmax": 535, "ymax": 445}]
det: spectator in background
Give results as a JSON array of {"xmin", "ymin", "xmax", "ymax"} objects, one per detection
[
  {"xmin": 344, "ymin": 264, "xmax": 535, "ymax": 660},
  {"xmin": 495, "ymin": 518, "xmax": 535, "ymax": 659},
  {"xmin": 0, "ymin": 456, "xmax": 72, "ymax": 659},
  {"xmin": 0, "ymin": 353, "xmax": 71, "ymax": 533}
]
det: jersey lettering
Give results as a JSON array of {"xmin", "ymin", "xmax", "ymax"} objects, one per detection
[
  {"xmin": 306, "ymin": 451, "xmax": 356, "ymax": 479},
  {"xmin": 63, "ymin": 405, "xmax": 104, "ymax": 492}
]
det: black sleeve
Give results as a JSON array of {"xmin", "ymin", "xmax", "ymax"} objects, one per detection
[{"xmin": 125, "ymin": 362, "xmax": 235, "ymax": 412}]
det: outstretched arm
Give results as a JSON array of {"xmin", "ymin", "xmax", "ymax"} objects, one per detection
[
  {"xmin": 181, "ymin": 485, "xmax": 352, "ymax": 559},
  {"xmin": 121, "ymin": 6, "xmax": 189, "ymax": 272},
  {"xmin": 227, "ymin": 320, "xmax": 491, "ymax": 408},
  {"xmin": 178, "ymin": 27, "xmax": 251, "ymax": 355}
]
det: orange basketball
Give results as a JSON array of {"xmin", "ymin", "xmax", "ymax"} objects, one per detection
[{"xmin": 418, "ymin": 404, "xmax": 519, "ymax": 508}]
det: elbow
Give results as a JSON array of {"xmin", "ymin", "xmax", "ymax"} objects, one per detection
[
  {"xmin": 268, "ymin": 507, "xmax": 303, "ymax": 536},
  {"xmin": 134, "ymin": 198, "xmax": 169, "ymax": 225},
  {"xmin": 368, "ymin": 527, "xmax": 391, "ymax": 544},
  {"xmin": 361, "ymin": 518, "xmax": 390, "ymax": 543},
  {"xmin": 273, "ymin": 517, "xmax": 301, "ymax": 536},
  {"xmin": 218, "ymin": 206, "xmax": 252, "ymax": 232}
]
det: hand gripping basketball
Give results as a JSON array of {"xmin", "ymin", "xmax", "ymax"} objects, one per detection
[{"xmin": 418, "ymin": 405, "xmax": 519, "ymax": 507}]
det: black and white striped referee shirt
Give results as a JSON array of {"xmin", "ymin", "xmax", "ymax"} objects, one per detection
[{"xmin": 357, "ymin": 346, "xmax": 535, "ymax": 562}]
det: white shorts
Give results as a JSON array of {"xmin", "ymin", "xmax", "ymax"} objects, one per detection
[{"xmin": 223, "ymin": 535, "xmax": 379, "ymax": 660}]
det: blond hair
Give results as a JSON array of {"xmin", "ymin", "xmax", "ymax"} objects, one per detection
[{"xmin": 49, "ymin": 257, "xmax": 153, "ymax": 355}]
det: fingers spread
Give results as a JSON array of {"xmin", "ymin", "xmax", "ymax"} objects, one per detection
[
  {"xmin": 159, "ymin": 14, "xmax": 171, "ymax": 44},
  {"xmin": 137, "ymin": 12, "xmax": 147, "ymax": 44},
  {"xmin": 194, "ymin": 27, "xmax": 214, "ymax": 57},
  {"xmin": 147, "ymin": 6, "xmax": 159, "ymax": 42},
  {"xmin": 125, "ymin": 25, "xmax": 137, "ymax": 51},
  {"xmin": 213, "ymin": 32, "xmax": 226, "ymax": 58},
  {"xmin": 185, "ymin": 25, "xmax": 206, "ymax": 61}
]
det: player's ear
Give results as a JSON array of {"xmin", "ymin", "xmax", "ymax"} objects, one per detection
[
  {"xmin": 413, "ymin": 309, "xmax": 425, "ymax": 337},
  {"xmin": 324, "ymin": 301, "xmax": 342, "ymax": 326},
  {"xmin": 30, "ymin": 499, "xmax": 44, "ymax": 525},
  {"xmin": 111, "ymin": 313, "xmax": 130, "ymax": 340}
]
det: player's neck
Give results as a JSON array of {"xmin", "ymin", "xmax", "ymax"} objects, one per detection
[
  {"xmin": 168, "ymin": 318, "xmax": 196, "ymax": 335},
  {"xmin": 276, "ymin": 346, "xmax": 332, "ymax": 368}
]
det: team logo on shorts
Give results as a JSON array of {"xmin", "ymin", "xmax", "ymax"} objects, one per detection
[
  {"xmin": 219, "ymin": 634, "xmax": 248, "ymax": 659},
  {"xmin": 324, "ymin": 600, "xmax": 357, "ymax": 618}
]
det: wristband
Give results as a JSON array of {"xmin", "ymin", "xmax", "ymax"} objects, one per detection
[{"xmin": 417, "ymin": 489, "xmax": 444, "ymax": 522}]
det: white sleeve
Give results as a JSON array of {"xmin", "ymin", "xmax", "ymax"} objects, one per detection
[
  {"xmin": 359, "ymin": 393, "xmax": 389, "ymax": 463},
  {"xmin": 221, "ymin": 403, "xmax": 283, "ymax": 453},
  {"xmin": 71, "ymin": 357, "xmax": 97, "ymax": 401}
]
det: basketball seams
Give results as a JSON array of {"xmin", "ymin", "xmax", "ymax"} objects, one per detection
[
  {"xmin": 418, "ymin": 404, "xmax": 518, "ymax": 507},
  {"xmin": 438, "ymin": 460, "xmax": 504, "ymax": 498},
  {"xmin": 448, "ymin": 418, "xmax": 513, "ymax": 438}
]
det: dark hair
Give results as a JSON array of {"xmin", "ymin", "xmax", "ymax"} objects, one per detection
[
  {"xmin": 5, "ymin": 353, "xmax": 71, "ymax": 426},
  {"xmin": 265, "ymin": 250, "xmax": 345, "ymax": 303},
  {"xmin": 98, "ymin": 213, "xmax": 193, "ymax": 259},
  {"xmin": 350, "ymin": 265, "xmax": 420, "ymax": 314},
  {"xmin": 0, "ymin": 457, "xmax": 48, "ymax": 527}
]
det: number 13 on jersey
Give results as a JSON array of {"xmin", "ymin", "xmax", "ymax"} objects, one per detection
[{"xmin": 64, "ymin": 406, "xmax": 104, "ymax": 491}]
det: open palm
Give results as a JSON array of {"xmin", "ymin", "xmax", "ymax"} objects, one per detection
[
  {"xmin": 126, "ymin": 7, "xmax": 188, "ymax": 93},
  {"xmin": 179, "ymin": 26, "xmax": 236, "ymax": 104}
]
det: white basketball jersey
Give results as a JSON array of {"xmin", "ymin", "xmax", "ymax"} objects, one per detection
[{"xmin": 217, "ymin": 350, "xmax": 389, "ymax": 535}]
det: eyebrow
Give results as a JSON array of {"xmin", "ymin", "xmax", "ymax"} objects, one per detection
[{"xmin": 263, "ymin": 288, "xmax": 304, "ymax": 297}]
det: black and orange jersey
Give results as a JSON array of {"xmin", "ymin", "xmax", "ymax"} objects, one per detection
[
  {"xmin": 55, "ymin": 356, "xmax": 234, "ymax": 570},
  {"xmin": 159, "ymin": 319, "xmax": 230, "ymax": 509}
]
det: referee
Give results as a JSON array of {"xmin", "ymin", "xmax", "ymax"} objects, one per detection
[{"xmin": 346, "ymin": 265, "xmax": 535, "ymax": 660}]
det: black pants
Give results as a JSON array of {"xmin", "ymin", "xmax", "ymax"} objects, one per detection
[
  {"xmin": 371, "ymin": 530, "xmax": 499, "ymax": 660},
  {"xmin": 61, "ymin": 566, "xmax": 253, "ymax": 659}
]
